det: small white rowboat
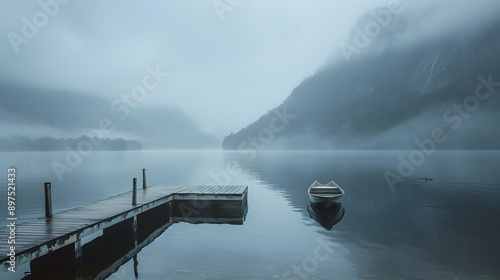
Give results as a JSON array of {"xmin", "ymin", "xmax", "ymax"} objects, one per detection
[{"xmin": 308, "ymin": 181, "xmax": 345, "ymax": 205}]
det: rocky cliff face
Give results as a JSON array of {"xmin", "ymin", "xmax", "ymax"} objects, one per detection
[{"xmin": 223, "ymin": 4, "xmax": 500, "ymax": 150}]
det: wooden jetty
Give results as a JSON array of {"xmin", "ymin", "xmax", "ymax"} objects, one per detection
[{"xmin": 0, "ymin": 184, "xmax": 248, "ymax": 273}]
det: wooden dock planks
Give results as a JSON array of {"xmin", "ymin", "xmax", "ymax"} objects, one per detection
[{"xmin": 0, "ymin": 185, "xmax": 247, "ymax": 272}]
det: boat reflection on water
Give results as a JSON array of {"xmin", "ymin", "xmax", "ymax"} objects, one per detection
[{"xmin": 307, "ymin": 202, "xmax": 345, "ymax": 230}]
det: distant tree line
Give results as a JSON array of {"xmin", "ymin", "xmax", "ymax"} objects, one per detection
[{"xmin": 0, "ymin": 136, "xmax": 142, "ymax": 151}]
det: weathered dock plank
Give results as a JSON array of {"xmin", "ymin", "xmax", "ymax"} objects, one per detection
[{"xmin": 0, "ymin": 185, "xmax": 247, "ymax": 272}]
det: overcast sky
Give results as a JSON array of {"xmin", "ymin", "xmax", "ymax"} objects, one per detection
[
  {"xmin": 2, "ymin": 0, "xmax": 499, "ymax": 139},
  {"xmin": 0, "ymin": 0, "xmax": 392, "ymax": 138}
]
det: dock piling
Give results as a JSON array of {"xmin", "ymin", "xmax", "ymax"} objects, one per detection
[
  {"xmin": 132, "ymin": 178, "xmax": 137, "ymax": 205},
  {"xmin": 44, "ymin": 182, "xmax": 53, "ymax": 218},
  {"xmin": 142, "ymin": 169, "xmax": 147, "ymax": 189}
]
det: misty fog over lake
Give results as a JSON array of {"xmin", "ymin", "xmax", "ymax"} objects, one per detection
[{"xmin": 1, "ymin": 1, "xmax": 500, "ymax": 279}]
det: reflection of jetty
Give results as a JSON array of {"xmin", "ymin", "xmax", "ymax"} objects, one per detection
[{"xmin": 0, "ymin": 184, "xmax": 248, "ymax": 277}]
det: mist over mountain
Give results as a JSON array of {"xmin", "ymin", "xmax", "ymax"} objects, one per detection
[
  {"xmin": 0, "ymin": 136, "xmax": 141, "ymax": 151},
  {"xmin": 223, "ymin": 2, "xmax": 500, "ymax": 150},
  {"xmin": 0, "ymin": 82, "xmax": 217, "ymax": 150}
]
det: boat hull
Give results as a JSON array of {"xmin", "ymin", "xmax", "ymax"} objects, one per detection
[{"xmin": 308, "ymin": 194, "xmax": 343, "ymax": 205}]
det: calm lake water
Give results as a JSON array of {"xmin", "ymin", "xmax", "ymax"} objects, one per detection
[{"xmin": 1, "ymin": 150, "xmax": 500, "ymax": 280}]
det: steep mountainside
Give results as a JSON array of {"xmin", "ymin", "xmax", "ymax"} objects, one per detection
[{"xmin": 223, "ymin": 6, "xmax": 500, "ymax": 150}]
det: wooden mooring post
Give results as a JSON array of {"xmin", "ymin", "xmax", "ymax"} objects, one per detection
[
  {"xmin": 132, "ymin": 178, "xmax": 137, "ymax": 205},
  {"xmin": 142, "ymin": 169, "xmax": 147, "ymax": 189},
  {"xmin": 44, "ymin": 182, "xmax": 53, "ymax": 218}
]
